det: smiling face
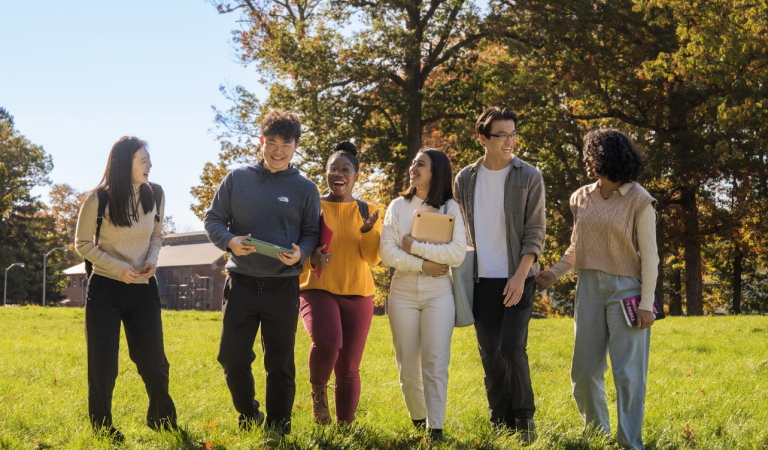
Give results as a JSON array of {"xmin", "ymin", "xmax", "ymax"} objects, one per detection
[
  {"xmin": 326, "ymin": 154, "xmax": 358, "ymax": 199},
  {"xmin": 260, "ymin": 134, "xmax": 298, "ymax": 172},
  {"xmin": 478, "ymin": 119, "xmax": 517, "ymax": 162},
  {"xmin": 408, "ymin": 152, "xmax": 432, "ymax": 197},
  {"xmin": 131, "ymin": 147, "xmax": 151, "ymax": 184}
]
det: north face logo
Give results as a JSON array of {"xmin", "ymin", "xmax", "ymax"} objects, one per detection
[{"xmin": 278, "ymin": 196, "xmax": 289, "ymax": 203}]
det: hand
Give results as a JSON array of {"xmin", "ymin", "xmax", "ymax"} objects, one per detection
[
  {"xmin": 402, "ymin": 235, "xmax": 416, "ymax": 254},
  {"xmin": 422, "ymin": 260, "xmax": 449, "ymax": 277},
  {"xmin": 637, "ymin": 309, "xmax": 656, "ymax": 329},
  {"xmin": 277, "ymin": 243, "xmax": 302, "ymax": 266},
  {"xmin": 360, "ymin": 209, "xmax": 380, "ymax": 233},
  {"xmin": 534, "ymin": 270, "xmax": 556, "ymax": 290},
  {"xmin": 139, "ymin": 262, "xmax": 156, "ymax": 279},
  {"xmin": 228, "ymin": 234, "xmax": 257, "ymax": 256},
  {"xmin": 310, "ymin": 244, "xmax": 331, "ymax": 268},
  {"xmin": 120, "ymin": 265, "xmax": 140, "ymax": 284},
  {"xmin": 503, "ymin": 274, "xmax": 526, "ymax": 306}
]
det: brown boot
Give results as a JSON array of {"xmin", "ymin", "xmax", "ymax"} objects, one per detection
[{"xmin": 310, "ymin": 384, "xmax": 332, "ymax": 424}]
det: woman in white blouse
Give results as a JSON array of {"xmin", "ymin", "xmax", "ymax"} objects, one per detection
[{"xmin": 380, "ymin": 148, "xmax": 467, "ymax": 441}]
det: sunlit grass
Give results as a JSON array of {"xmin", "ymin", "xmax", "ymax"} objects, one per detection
[{"xmin": 1, "ymin": 307, "xmax": 767, "ymax": 449}]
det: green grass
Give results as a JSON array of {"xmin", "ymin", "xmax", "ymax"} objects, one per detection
[{"xmin": 1, "ymin": 307, "xmax": 767, "ymax": 449}]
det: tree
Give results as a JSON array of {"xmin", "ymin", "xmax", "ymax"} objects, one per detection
[
  {"xmin": 0, "ymin": 108, "xmax": 64, "ymax": 304},
  {"xmin": 48, "ymin": 183, "xmax": 87, "ymax": 269},
  {"xmin": 193, "ymin": 0, "xmax": 494, "ymax": 216},
  {"xmin": 490, "ymin": 0, "xmax": 768, "ymax": 315}
]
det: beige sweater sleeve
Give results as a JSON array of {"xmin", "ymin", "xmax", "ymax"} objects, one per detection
[
  {"xmin": 144, "ymin": 195, "xmax": 164, "ymax": 266},
  {"xmin": 636, "ymin": 203, "xmax": 659, "ymax": 311},
  {"xmin": 75, "ymin": 194, "xmax": 130, "ymax": 278}
]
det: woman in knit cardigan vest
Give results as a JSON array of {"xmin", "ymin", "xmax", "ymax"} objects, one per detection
[
  {"xmin": 536, "ymin": 129, "xmax": 658, "ymax": 450},
  {"xmin": 298, "ymin": 141, "xmax": 382, "ymax": 425}
]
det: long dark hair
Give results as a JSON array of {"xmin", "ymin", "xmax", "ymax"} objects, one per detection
[
  {"xmin": 91, "ymin": 136, "xmax": 156, "ymax": 227},
  {"xmin": 401, "ymin": 149, "xmax": 454, "ymax": 209}
]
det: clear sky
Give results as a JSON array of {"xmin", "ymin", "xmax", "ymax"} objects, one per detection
[{"xmin": 0, "ymin": 1, "xmax": 265, "ymax": 232}]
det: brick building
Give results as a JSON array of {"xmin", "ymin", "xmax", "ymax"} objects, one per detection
[{"xmin": 62, "ymin": 231, "xmax": 227, "ymax": 310}]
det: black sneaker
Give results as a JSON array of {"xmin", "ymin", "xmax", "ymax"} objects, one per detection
[
  {"xmin": 412, "ymin": 418, "xmax": 426, "ymax": 430},
  {"xmin": 428, "ymin": 428, "xmax": 443, "ymax": 441},
  {"xmin": 238, "ymin": 410, "xmax": 265, "ymax": 431},
  {"xmin": 94, "ymin": 426, "xmax": 125, "ymax": 444},
  {"xmin": 515, "ymin": 419, "xmax": 536, "ymax": 445}
]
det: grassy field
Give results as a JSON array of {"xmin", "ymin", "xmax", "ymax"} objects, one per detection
[{"xmin": 0, "ymin": 307, "xmax": 767, "ymax": 449}]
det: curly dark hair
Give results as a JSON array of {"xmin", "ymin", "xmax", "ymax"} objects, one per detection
[
  {"xmin": 583, "ymin": 129, "xmax": 647, "ymax": 183},
  {"xmin": 261, "ymin": 110, "xmax": 302, "ymax": 143},
  {"xmin": 475, "ymin": 106, "xmax": 518, "ymax": 138}
]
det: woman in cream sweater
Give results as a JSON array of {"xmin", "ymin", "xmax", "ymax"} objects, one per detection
[
  {"xmin": 299, "ymin": 141, "xmax": 382, "ymax": 425},
  {"xmin": 75, "ymin": 136, "xmax": 176, "ymax": 442},
  {"xmin": 536, "ymin": 129, "xmax": 658, "ymax": 450},
  {"xmin": 380, "ymin": 148, "xmax": 467, "ymax": 441}
]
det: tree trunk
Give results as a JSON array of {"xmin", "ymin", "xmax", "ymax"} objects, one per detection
[
  {"xmin": 669, "ymin": 267, "xmax": 683, "ymax": 316},
  {"xmin": 680, "ymin": 186, "xmax": 704, "ymax": 315},
  {"xmin": 655, "ymin": 251, "xmax": 664, "ymax": 311},
  {"xmin": 732, "ymin": 244, "xmax": 743, "ymax": 314}
]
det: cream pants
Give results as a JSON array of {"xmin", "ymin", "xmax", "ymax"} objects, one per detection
[{"xmin": 388, "ymin": 271, "xmax": 455, "ymax": 429}]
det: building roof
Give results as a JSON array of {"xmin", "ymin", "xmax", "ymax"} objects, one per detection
[
  {"xmin": 64, "ymin": 263, "xmax": 86, "ymax": 275},
  {"xmin": 156, "ymin": 241, "xmax": 226, "ymax": 267},
  {"xmin": 63, "ymin": 231, "xmax": 226, "ymax": 274}
]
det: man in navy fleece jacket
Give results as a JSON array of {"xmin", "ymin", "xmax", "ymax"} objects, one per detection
[{"xmin": 205, "ymin": 110, "xmax": 320, "ymax": 435}]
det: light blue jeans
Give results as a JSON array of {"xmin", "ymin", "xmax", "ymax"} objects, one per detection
[{"xmin": 571, "ymin": 269, "xmax": 650, "ymax": 450}]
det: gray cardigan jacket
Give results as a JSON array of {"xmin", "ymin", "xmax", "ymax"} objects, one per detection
[{"xmin": 453, "ymin": 155, "xmax": 546, "ymax": 281}]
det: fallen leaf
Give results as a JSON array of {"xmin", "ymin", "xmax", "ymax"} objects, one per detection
[
  {"xmin": 685, "ymin": 371, "xmax": 693, "ymax": 377},
  {"xmin": 701, "ymin": 389, "xmax": 707, "ymax": 397},
  {"xmin": 200, "ymin": 418, "xmax": 220, "ymax": 430},
  {"xmin": 294, "ymin": 404, "xmax": 306, "ymax": 409},
  {"xmin": 680, "ymin": 424, "xmax": 695, "ymax": 442}
]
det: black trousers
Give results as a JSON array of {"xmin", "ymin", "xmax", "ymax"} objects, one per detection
[
  {"xmin": 473, "ymin": 277, "xmax": 536, "ymax": 426},
  {"xmin": 217, "ymin": 272, "xmax": 300, "ymax": 432},
  {"xmin": 85, "ymin": 275, "xmax": 177, "ymax": 429}
]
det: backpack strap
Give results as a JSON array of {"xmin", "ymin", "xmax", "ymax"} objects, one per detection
[
  {"xmin": 149, "ymin": 182, "xmax": 164, "ymax": 223},
  {"xmin": 86, "ymin": 189, "xmax": 110, "ymax": 277},
  {"xmin": 94, "ymin": 189, "xmax": 109, "ymax": 245},
  {"xmin": 356, "ymin": 198, "xmax": 369, "ymax": 220}
]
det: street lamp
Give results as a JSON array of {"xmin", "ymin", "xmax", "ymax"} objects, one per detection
[
  {"xmin": 4, "ymin": 263, "xmax": 25, "ymax": 307},
  {"xmin": 43, "ymin": 247, "xmax": 68, "ymax": 307}
]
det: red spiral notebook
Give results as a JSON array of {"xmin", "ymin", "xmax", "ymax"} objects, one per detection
[
  {"xmin": 313, "ymin": 211, "xmax": 334, "ymax": 279},
  {"xmin": 620, "ymin": 293, "xmax": 666, "ymax": 327}
]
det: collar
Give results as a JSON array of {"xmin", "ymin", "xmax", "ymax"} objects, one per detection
[
  {"xmin": 586, "ymin": 181, "xmax": 633, "ymax": 196},
  {"xmin": 470, "ymin": 155, "xmax": 521, "ymax": 173}
]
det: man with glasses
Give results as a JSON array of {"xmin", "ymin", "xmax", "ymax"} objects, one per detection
[{"xmin": 453, "ymin": 106, "xmax": 546, "ymax": 444}]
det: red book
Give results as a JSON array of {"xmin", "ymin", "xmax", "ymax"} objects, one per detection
[
  {"xmin": 620, "ymin": 293, "xmax": 666, "ymax": 327},
  {"xmin": 313, "ymin": 211, "xmax": 333, "ymax": 279}
]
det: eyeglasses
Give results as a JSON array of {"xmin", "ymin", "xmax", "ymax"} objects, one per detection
[
  {"xmin": 488, "ymin": 131, "xmax": 519, "ymax": 141},
  {"xmin": 327, "ymin": 167, "xmax": 355, "ymax": 176}
]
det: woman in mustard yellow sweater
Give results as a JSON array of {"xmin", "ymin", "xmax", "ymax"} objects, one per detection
[{"xmin": 299, "ymin": 141, "xmax": 382, "ymax": 425}]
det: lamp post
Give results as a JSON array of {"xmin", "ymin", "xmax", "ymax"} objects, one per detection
[
  {"xmin": 4, "ymin": 263, "xmax": 25, "ymax": 307},
  {"xmin": 43, "ymin": 247, "xmax": 68, "ymax": 307}
]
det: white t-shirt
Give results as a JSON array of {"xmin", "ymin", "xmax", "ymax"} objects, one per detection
[{"xmin": 474, "ymin": 162, "xmax": 511, "ymax": 278}]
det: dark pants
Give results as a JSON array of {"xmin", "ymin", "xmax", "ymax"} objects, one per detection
[
  {"xmin": 299, "ymin": 289, "xmax": 374, "ymax": 423},
  {"xmin": 473, "ymin": 277, "xmax": 536, "ymax": 427},
  {"xmin": 217, "ymin": 272, "xmax": 300, "ymax": 432},
  {"xmin": 85, "ymin": 274, "xmax": 176, "ymax": 430}
]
